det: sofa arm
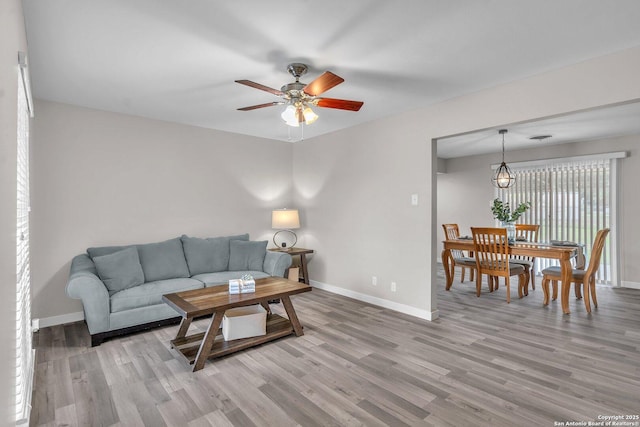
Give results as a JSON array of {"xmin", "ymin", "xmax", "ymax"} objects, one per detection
[
  {"xmin": 66, "ymin": 254, "xmax": 110, "ymax": 335},
  {"xmin": 263, "ymin": 251, "xmax": 292, "ymax": 278}
]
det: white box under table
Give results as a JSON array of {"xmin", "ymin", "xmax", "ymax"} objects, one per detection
[{"xmin": 222, "ymin": 305, "xmax": 267, "ymax": 341}]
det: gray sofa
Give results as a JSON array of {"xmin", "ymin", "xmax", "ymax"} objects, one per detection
[{"xmin": 66, "ymin": 233, "xmax": 292, "ymax": 346}]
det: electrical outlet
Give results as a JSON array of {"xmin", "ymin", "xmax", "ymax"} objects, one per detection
[
  {"xmin": 372, "ymin": 276, "xmax": 377, "ymax": 286},
  {"xmin": 391, "ymin": 282, "xmax": 397, "ymax": 292},
  {"xmin": 411, "ymin": 194, "xmax": 419, "ymax": 206}
]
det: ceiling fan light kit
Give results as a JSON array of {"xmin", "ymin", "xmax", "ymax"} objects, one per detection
[
  {"xmin": 492, "ymin": 129, "xmax": 516, "ymax": 189},
  {"xmin": 236, "ymin": 63, "xmax": 363, "ymax": 128}
]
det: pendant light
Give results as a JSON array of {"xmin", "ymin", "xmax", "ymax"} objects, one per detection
[{"xmin": 492, "ymin": 129, "xmax": 515, "ymax": 189}]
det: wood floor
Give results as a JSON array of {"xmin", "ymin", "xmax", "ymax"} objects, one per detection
[{"xmin": 31, "ymin": 269, "xmax": 640, "ymax": 426}]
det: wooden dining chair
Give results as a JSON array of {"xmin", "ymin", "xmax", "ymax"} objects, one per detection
[
  {"xmin": 540, "ymin": 228, "xmax": 610, "ymax": 313},
  {"xmin": 471, "ymin": 227, "xmax": 527, "ymax": 303},
  {"xmin": 442, "ymin": 224, "xmax": 476, "ymax": 283},
  {"xmin": 510, "ymin": 223, "xmax": 540, "ymax": 291}
]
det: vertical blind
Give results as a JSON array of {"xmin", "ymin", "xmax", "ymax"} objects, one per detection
[
  {"xmin": 502, "ymin": 158, "xmax": 612, "ymax": 284},
  {"xmin": 16, "ymin": 60, "xmax": 33, "ymax": 424}
]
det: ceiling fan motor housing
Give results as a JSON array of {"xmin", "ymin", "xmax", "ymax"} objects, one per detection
[
  {"xmin": 283, "ymin": 64, "xmax": 309, "ymax": 102},
  {"xmin": 281, "ymin": 81, "xmax": 306, "ymax": 99},
  {"xmin": 287, "ymin": 63, "xmax": 308, "ymax": 80}
]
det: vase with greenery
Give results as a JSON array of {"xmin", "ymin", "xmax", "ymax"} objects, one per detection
[{"xmin": 491, "ymin": 198, "xmax": 531, "ymax": 242}]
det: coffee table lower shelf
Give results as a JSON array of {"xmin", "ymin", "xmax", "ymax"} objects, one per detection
[{"xmin": 170, "ymin": 313, "xmax": 294, "ymax": 365}]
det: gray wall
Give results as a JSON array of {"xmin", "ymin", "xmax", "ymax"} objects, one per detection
[
  {"xmin": 31, "ymin": 100, "xmax": 293, "ymax": 320},
  {"xmin": 0, "ymin": 0, "xmax": 28, "ymax": 424},
  {"xmin": 437, "ymin": 135, "xmax": 640, "ymax": 285},
  {"xmin": 293, "ymin": 46, "xmax": 640, "ymax": 319},
  {"xmin": 292, "ymin": 118, "xmax": 433, "ymax": 312},
  {"xmin": 23, "ymin": 45, "xmax": 640, "ymax": 332}
]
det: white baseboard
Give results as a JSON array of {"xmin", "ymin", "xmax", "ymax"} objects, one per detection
[
  {"xmin": 621, "ymin": 281, "xmax": 640, "ymax": 290},
  {"xmin": 34, "ymin": 311, "xmax": 84, "ymax": 330},
  {"xmin": 310, "ymin": 280, "xmax": 439, "ymax": 321},
  {"xmin": 33, "ymin": 282, "xmax": 446, "ymax": 329}
]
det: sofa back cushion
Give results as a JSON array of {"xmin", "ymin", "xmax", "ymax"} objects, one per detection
[
  {"xmin": 136, "ymin": 237, "xmax": 190, "ymax": 282},
  {"xmin": 93, "ymin": 247, "xmax": 145, "ymax": 294},
  {"xmin": 181, "ymin": 234, "xmax": 249, "ymax": 275},
  {"xmin": 228, "ymin": 240, "xmax": 268, "ymax": 271},
  {"xmin": 87, "ymin": 244, "xmax": 134, "ymax": 259}
]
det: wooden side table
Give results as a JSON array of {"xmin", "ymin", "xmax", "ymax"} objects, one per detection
[{"xmin": 269, "ymin": 247, "xmax": 314, "ymax": 284}]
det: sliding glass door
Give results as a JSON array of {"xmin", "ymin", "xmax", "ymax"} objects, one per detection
[{"xmin": 501, "ymin": 154, "xmax": 622, "ymax": 284}]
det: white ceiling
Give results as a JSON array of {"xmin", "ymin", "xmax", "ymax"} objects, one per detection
[
  {"xmin": 437, "ymin": 101, "xmax": 640, "ymax": 159},
  {"xmin": 22, "ymin": 0, "xmax": 640, "ymax": 144}
]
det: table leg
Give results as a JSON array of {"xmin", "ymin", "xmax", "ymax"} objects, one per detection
[
  {"xmin": 260, "ymin": 300, "xmax": 271, "ymax": 314},
  {"xmin": 560, "ymin": 256, "xmax": 572, "ymax": 315},
  {"xmin": 175, "ymin": 317, "xmax": 192, "ymax": 341},
  {"xmin": 281, "ymin": 295, "xmax": 304, "ymax": 336},
  {"xmin": 442, "ymin": 249, "xmax": 453, "ymax": 290},
  {"xmin": 193, "ymin": 310, "xmax": 224, "ymax": 371},
  {"xmin": 300, "ymin": 254, "xmax": 310, "ymax": 285}
]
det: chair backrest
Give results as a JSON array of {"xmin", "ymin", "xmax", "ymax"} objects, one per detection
[
  {"xmin": 515, "ymin": 223, "xmax": 539, "ymax": 242},
  {"xmin": 513, "ymin": 223, "xmax": 540, "ymax": 261},
  {"xmin": 583, "ymin": 228, "xmax": 610, "ymax": 280},
  {"xmin": 442, "ymin": 223, "xmax": 460, "ymax": 240},
  {"xmin": 442, "ymin": 224, "xmax": 465, "ymax": 259},
  {"xmin": 471, "ymin": 227, "xmax": 511, "ymax": 277}
]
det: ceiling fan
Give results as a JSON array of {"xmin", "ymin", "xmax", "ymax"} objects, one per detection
[{"xmin": 235, "ymin": 63, "xmax": 364, "ymax": 127}]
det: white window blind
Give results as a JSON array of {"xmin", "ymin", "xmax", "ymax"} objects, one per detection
[
  {"xmin": 16, "ymin": 53, "xmax": 34, "ymax": 425},
  {"xmin": 502, "ymin": 156, "xmax": 615, "ymax": 284}
]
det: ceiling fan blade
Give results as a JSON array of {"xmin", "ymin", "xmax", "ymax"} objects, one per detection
[
  {"xmin": 316, "ymin": 98, "xmax": 364, "ymax": 111},
  {"xmin": 235, "ymin": 80, "xmax": 284, "ymax": 96},
  {"xmin": 237, "ymin": 102, "xmax": 284, "ymax": 111},
  {"xmin": 303, "ymin": 71, "xmax": 344, "ymax": 96}
]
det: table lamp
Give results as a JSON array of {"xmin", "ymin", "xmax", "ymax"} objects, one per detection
[{"xmin": 271, "ymin": 208, "xmax": 300, "ymax": 249}]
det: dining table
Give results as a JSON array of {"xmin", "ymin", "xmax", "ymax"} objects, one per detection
[{"xmin": 442, "ymin": 238, "xmax": 585, "ymax": 314}]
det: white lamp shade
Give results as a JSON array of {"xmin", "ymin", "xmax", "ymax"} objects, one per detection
[
  {"xmin": 302, "ymin": 107, "xmax": 318, "ymax": 125},
  {"xmin": 281, "ymin": 105, "xmax": 300, "ymax": 127},
  {"xmin": 272, "ymin": 209, "xmax": 300, "ymax": 229}
]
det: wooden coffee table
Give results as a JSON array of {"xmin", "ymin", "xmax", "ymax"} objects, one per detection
[{"xmin": 162, "ymin": 276, "xmax": 311, "ymax": 371}]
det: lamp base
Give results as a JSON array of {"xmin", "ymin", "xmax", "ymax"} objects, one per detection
[{"xmin": 273, "ymin": 230, "xmax": 297, "ymax": 249}]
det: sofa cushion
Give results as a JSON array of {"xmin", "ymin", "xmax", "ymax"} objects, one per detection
[
  {"xmin": 136, "ymin": 237, "xmax": 190, "ymax": 282},
  {"xmin": 110, "ymin": 277, "xmax": 203, "ymax": 313},
  {"xmin": 229, "ymin": 240, "xmax": 268, "ymax": 271},
  {"xmin": 93, "ymin": 247, "xmax": 145, "ymax": 294},
  {"xmin": 87, "ymin": 244, "xmax": 134, "ymax": 259},
  {"xmin": 192, "ymin": 271, "xmax": 270, "ymax": 287},
  {"xmin": 181, "ymin": 233, "xmax": 249, "ymax": 275}
]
